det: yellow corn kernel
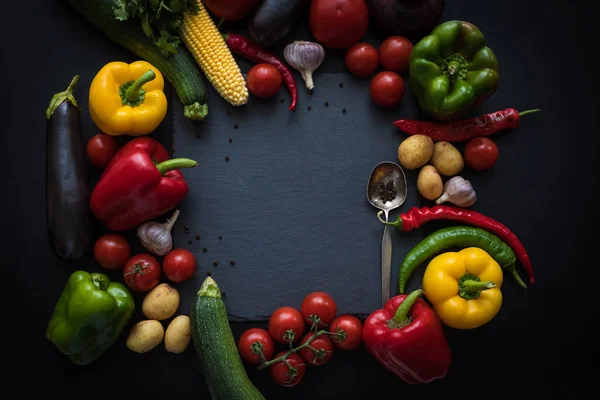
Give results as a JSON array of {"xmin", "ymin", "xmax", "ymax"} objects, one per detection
[{"xmin": 181, "ymin": 1, "xmax": 248, "ymax": 106}]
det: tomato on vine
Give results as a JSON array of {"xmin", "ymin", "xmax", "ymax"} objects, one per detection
[
  {"xmin": 269, "ymin": 352, "xmax": 306, "ymax": 387},
  {"xmin": 300, "ymin": 292, "xmax": 337, "ymax": 327},
  {"xmin": 268, "ymin": 307, "xmax": 305, "ymax": 344},
  {"xmin": 298, "ymin": 332, "xmax": 334, "ymax": 366},
  {"xmin": 238, "ymin": 328, "xmax": 275, "ymax": 365},
  {"xmin": 330, "ymin": 314, "xmax": 363, "ymax": 350}
]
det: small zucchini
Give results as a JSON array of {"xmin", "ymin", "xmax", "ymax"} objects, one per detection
[{"xmin": 190, "ymin": 277, "xmax": 265, "ymax": 400}]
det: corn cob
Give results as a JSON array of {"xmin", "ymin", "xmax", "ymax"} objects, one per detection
[{"xmin": 181, "ymin": 1, "xmax": 248, "ymax": 106}]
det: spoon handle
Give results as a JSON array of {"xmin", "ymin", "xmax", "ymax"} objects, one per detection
[{"xmin": 382, "ymin": 212, "xmax": 392, "ymax": 307}]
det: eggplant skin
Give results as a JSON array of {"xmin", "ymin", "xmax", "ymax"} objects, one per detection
[
  {"xmin": 248, "ymin": 0, "xmax": 301, "ymax": 48},
  {"xmin": 46, "ymin": 101, "xmax": 93, "ymax": 261},
  {"xmin": 366, "ymin": 0, "xmax": 446, "ymax": 41}
]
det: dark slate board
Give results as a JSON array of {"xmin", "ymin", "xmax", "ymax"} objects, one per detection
[{"xmin": 172, "ymin": 70, "xmax": 424, "ymax": 321}]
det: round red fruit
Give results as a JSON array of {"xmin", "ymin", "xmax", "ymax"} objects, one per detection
[
  {"xmin": 379, "ymin": 36, "xmax": 413, "ymax": 74},
  {"xmin": 268, "ymin": 306, "xmax": 305, "ymax": 344},
  {"xmin": 247, "ymin": 63, "xmax": 283, "ymax": 98},
  {"xmin": 300, "ymin": 292, "xmax": 337, "ymax": 327},
  {"xmin": 123, "ymin": 254, "xmax": 161, "ymax": 292},
  {"xmin": 162, "ymin": 249, "xmax": 197, "ymax": 283},
  {"xmin": 464, "ymin": 137, "xmax": 500, "ymax": 171},
  {"xmin": 345, "ymin": 42, "xmax": 379, "ymax": 78},
  {"xmin": 330, "ymin": 314, "xmax": 363, "ymax": 350},
  {"xmin": 238, "ymin": 328, "xmax": 275, "ymax": 365},
  {"xmin": 299, "ymin": 332, "xmax": 334, "ymax": 366},
  {"xmin": 93, "ymin": 234, "xmax": 131, "ymax": 270},
  {"xmin": 309, "ymin": 0, "xmax": 369, "ymax": 49},
  {"xmin": 370, "ymin": 71, "xmax": 405, "ymax": 107},
  {"xmin": 86, "ymin": 134, "xmax": 120, "ymax": 169},
  {"xmin": 270, "ymin": 352, "xmax": 306, "ymax": 387}
]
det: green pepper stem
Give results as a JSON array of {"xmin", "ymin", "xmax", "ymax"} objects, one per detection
[
  {"xmin": 155, "ymin": 158, "xmax": 198, "ymax": 175},
  {"xmin": 518, "ymin": 109, "xmax": 541, "ymax": 117},
  {"xmin": 390, "ymin": 289, "xmax": 423, "ymax": 328},
  {"xmin": 377, "ymin": 211, "xmax": 402, "ymax": 229},
  {"xmin": 462, "ymin": 280, "xmax": 496, "ymax": 293},
  {"xmin": 447, "ymin": 61, "xmax": 461, "ymax": 76},
  {"xmin": 216, "ymin": 17, "xmax": 225, "ymax": 31},
  {"xmin": 125, "ymin": 70, "xmax": 156, "ymax": 103},
  {"xmin": 506, "ymin": 265, "xmax": 527, "ymax": 289}
]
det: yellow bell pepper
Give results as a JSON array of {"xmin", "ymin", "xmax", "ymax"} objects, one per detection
[
  {"xmin": 422, "ymin": 247, "xmax": 503, "ymax": 330},
  {"xmin": 89, "ymin": 61, "xmax": 168, "ymax": 136}
]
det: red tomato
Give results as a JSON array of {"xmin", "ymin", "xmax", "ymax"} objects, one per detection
[
  {"xmin": 203, "ymin": 0, "xmax": 261, "ymax": 21},
  {"xmin": 298, "ymin": 333, "xmax": 334, "ymax": 366},
  {"xmin": 270, "ymin": 352, "xmax": 306, "ymax": 387},
  {"xmin": 162, "ymin": 249, "xmax": 197, "ymax": 283},
  {"xmin": 238, "ymin": 328, "xmax": 275, "ymax": 365},
  {"xmin": 330, "ymin": 314, "xmax": 363, "ymax": 350},
  {"xmin": 345, "ymin": 42, "xmax": 379, "ymax": 78},
  {"xmin": 268, "ymin": 307, "xmax": 305, "ymax": 344},
  {"xmin": 309, "ymin": 0, "xmax": 369, "ymax": 49},
  {"xmin": 379, "ymin": 36, "xmax": 413, "ymax": 74},
  {"xmin": 370, "ymin": 71, "xmax": 405, "ymax": 107},
  {"xmin": 300, "ymin": 292, "xmax": 337, "ymax": 327},
  {"xmin": 93, "ymin": 234, "xmax": 131, "ymax": 270},
  {"xmin": 123, "ymin": 254, "xmax": 161, "ymax": 292},
  {"xmin": 464, "ymin": 137, "xmax": 500, "ymax": 171},
  {"xmin": 247, "ymin": 64, "xmax": 282, "ymax": 98},
  {"xmin": 86, "ymin": 134, "xmax": 120, "ymax": 169}
]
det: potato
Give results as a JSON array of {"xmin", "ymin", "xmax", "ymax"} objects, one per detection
[
  {"xmin": 142, "ymin": 283, "xmax": 180, "ymax": 320},
  {"xmin": 397, "ymin": 135, "xmax": 434, "ymax": 170},
  {"xmin": 126, "ymin": 320, "xmax": 164, "ymax": 353},
  {"xmin": 430, "ymin": 141, "xmax": 464, "ymax": 176},
  {"xmin": 164, "ymin": 315, "xmax": 192, "ymax": 354},
  {"xmin": 417, "ymin": 165, "xmax": 444, "ymax": 200}
]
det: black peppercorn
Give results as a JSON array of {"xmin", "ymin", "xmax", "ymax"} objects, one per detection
[
  {"xmin": 230, "ymin": 260, "xmax": 235, "ymax": 266},
  {"xmin": 184, "ymin": 224, "xmax": 189, "ymax": 231},
  {"xmin": 203, "ymin": 248, "xmax": 207, "ymax": 252},
  {"xmin": 213, "ymin": 260, "xmax": 219, "ymax": 266},
  {"xmin": 222, "ymin": 292, "xmax": 226, "ymax": 297},
  {"xmin": 308, "ymin": 106, "xmax": 312, "ymax": 110},
  {"xmin": 195, "ymin": 234, "xmax": 200, "ymax": 240},
  {"xmin": 339, "ymin": 82, "xmax": 344, "ymax": 88},
  {"xmin": 228, "ymin": 138, "xmax": 232, "ymax": 143},
  {"xmin": 280, "ymin": 97, "xmax": 285, "ymax": 103},
  {"xmin": 225, "ymin": 156, "xmax": 230, "ymax": 161},
  {"xmin": 342, "ymin": 108, "xmax": 347, "ymax": 113},
  {"xmin": 195, "ymin": 132, "xmax": 200, "ymax": 138},
  {"xmin": 226, "ymin": 111, "xmax": 231, "ymax": 116},
  {"xmin": 206, "ymin": 271, "xmax": 212, "ymax": 276},
  {"xmin": 325, "ymin": 101, "xmax": 329, "ymax": 107},
  {"xmin": 218, "ymin": 234, "xmax": 223, "ymax": 240},
  {"xmin": 234, "ymin": 124, "xmax": 238, "ymax": 129}
]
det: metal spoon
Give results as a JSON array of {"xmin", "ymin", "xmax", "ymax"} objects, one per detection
[{"xmin": 366, "ymin": 162, "xmax": 407, "ymax": 306}]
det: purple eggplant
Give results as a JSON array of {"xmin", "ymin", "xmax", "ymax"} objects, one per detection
[
  {"xmin": 366, "ymin": 0, "xmax": 446, "ymax": 41},
  {"xmin": 248, "ymin": 0, "xmax": 302, "ymax": 48}
]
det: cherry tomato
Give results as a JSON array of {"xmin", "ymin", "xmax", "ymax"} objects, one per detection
[
  {"xmin": 247, "ymin": 63, "xmax": 282, "ymax": 98},
  {"xmin": 464, "ymin": 137, "xmax": 500, "ymax": 171},
  {"xmin": 345, "ymin": 43, "xmax": 379, "ymax": 78},
  {"xmin": 270, "ymin": 352, "xmax": 306, "ymax": 387},
  {"xmin": 298, "ymin": 332, "xmax": 334, "ymax": 366},
  {"xmin": 86, "ymin": 134, "xmax": 121, "ymax": 169},
  {"xmin": 238, "ymin": 328, "xmax": 275, "ymax": 365},
  {"xmin": 93, "ymin": 234, "xmax": 131, "ymax": 270},
  {"xmin": 370, "ymin": 71, "xmax": 405, "ymax": 107},
  {"xmin": 162, "ymin": 249, "xmax": 197, "ymax": 283},
  {"xmin": 123, "ymin": 254, "xmax": 161, "ymax": 292},
  {"xmin": 309, "ymin": 0, "xmax": 369, "ymax": 49},
  {"xmin": 300, "ymin": 292, "xmax": 337, "ymax": 327},
  {"xmin": 330, "ymin": 314, "xmax": 363, "ymax": 350},
  {"xmin": 379, "ymin": 36, "xmax": 413, "ymax": 74},
  {"xmin": 268, "ymin": 307, "xmax": 305, "ymax": 344}
]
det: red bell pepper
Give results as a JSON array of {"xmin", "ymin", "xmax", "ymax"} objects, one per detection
[
  {"xmin": 362, "ymin": 289, "xmax": 451, "ymax": 384},
  {"xmin": 90, "ymin": 137, "xmax": 197, "ymax": 231}
]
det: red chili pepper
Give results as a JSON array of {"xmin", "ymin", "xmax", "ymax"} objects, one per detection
[
  {"xmin": 379, "ymin": 205, "xmax": 534, "ymax": 285},
  {"xmin": 393, "ymin": 108, "xmax": 541, "ymax": 142},
  {"xmin": 90, "ymin": 137, "xmax": 197, "ymax": 231},
  {"xmin": 362, "ymin": 289, "xmax": 451, "ymax": 384},
  {"xmin": 222, "ymin": 32, "xmax": 298, "ymax": 111}
]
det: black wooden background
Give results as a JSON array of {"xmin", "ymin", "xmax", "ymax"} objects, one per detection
[{"xmin": 3, "ymin": 0, "xmax": 598, "ymax": 398}]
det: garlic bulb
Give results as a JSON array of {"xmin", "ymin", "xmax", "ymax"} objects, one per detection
[
  {"xmin": 137, "ymin": 209, "xmax": 180, "ymax": 256},
  {"xmin": 435, "ymin": 176, "xmax": 477, "ymax": 207},
  {"xmin": 283, "ymin": 41, "xmax": 325, "ymax": 90}
]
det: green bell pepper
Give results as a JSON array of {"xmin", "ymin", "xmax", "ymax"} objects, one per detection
[
  {"xmin": 409, "ymin": 20, "xmax": 499, "ymax": 121},
  {"xmin": 46, "ymin": 271, "xmax": 134, "ymax": 366}
]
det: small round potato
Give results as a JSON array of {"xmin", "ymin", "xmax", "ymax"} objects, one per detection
[
  {"xmin": 417, "ymin": 165, "xmax": 444, "ymax": 200},
  {"xmin": 142, "ymin": 283, "xmax": 180, "ymax": 320},
  {"xmin": 164, "ymin": 315, "xmax": 192, "ymax": 354},
  {"xmin": 430, "ymin": 141, "xmax": 464, "ymax": 176},
  {"xmin": 126, "ymin": 320, "xmax": 164, "ymax": 353},
  {"xmin": 397, "ymin": 134, "xmax": 434, "ymax": 170}
]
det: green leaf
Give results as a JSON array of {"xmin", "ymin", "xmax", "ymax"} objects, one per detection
[
  {"xmin": 113, "ymin": 0, "xmax": 130, "ymax": 20},
  {"xmin": 156, "ymin": 29, "xmax": 179, "ymax": 56},
  {"xmin": 140, "ymin": 12, "xmax": 154, "ymax": 39}
]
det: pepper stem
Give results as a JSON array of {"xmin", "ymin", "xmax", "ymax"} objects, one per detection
[
  {"xmin": 155, "ymin": 158, "xmax": 198, "ymax": 175},
  {"xmin": 462, "ymin": 280, "xmax": 496, "ymax": 292},
  {"xmin": 216, "ymin": 18, "xmax": 225, "ymax": 31},
  {"xmin": 125, "ymin": 69, "xmax": 156, "ymax": 104},
  {"xmin": 458, "ymin": 273, "xmax": 496, "ymax": 300},
  {"xmin": 377, "ymin": 211, "xmax": 403, "ymax": 229},
  {"xmin": 518, "ymin": 109, "xmax": 541, "ymax": 117},
  {"xmin": 45, "ymin": 75, "xmax": 80, "ymax": 119},
  {"xmin": 447, "ymin": 61, "xmax": 460, "ymax": 76},
  {"xmin": 390, "ymin": 289, "xmax": 423, "ymax": 328},
  {"xmin": 506, "ymin": 264, "xmax": 527, "ymax": 289}
]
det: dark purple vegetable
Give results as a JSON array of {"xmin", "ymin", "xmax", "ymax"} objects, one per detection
[
  {"xmin": 366, "ymin": 0, "xmax": 446, "ymax": 41},
  {"xmin": 248, "ymin": 0, "xmax": 302, "ymax": 48},
  {"xmin": 45, "ymin": 75, "xmax": 93, "ymax": 261}
]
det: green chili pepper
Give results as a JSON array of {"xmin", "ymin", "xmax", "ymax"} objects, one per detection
[{"xmin": 399, "ymin": 226, "xmax": 526, "ymax": 293}]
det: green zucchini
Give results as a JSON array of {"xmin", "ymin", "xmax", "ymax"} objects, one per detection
[
  {"xmin": 68, "ymin": 0, "xmax": 208, "ymax": 120},
  {"xmin": 190, "ymin": 277, "xmax": 265, "ymax": 400}
]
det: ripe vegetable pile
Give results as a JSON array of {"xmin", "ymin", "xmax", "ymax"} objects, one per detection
[{"xmin": 44, "ymin": 0, "xmax": 540, "ymax": 394}]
